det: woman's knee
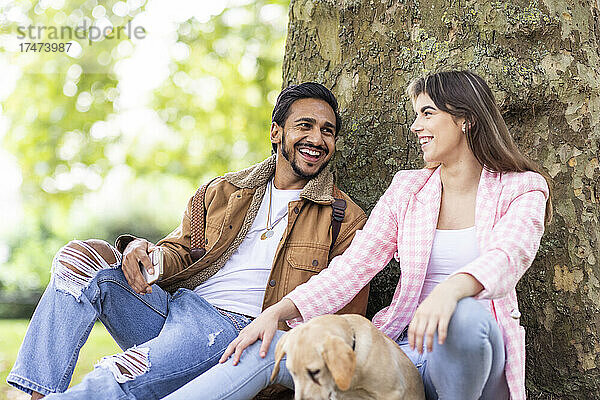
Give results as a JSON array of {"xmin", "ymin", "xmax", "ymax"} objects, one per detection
[
  {"xmin": 445, "ymin": 298, "xmax": 496, "ymax": 350},
  {"xmin": 51, "ymin": 239, "xmax": 122, "ymax": 298}
]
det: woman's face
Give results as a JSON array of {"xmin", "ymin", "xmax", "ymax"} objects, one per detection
[{"xmin": 410, "ymin": 93, "xmax": 469, "ymax": 165}]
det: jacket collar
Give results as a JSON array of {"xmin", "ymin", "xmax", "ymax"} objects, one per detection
[
  {"xmin": 413, "ymin": 165, "xmax": 502, "ymax": 251},
  {"xmin": 413, "ymin": 166, "xmax": 501, "ymax": 205},
  {"xmin": 474, "ymin": 167, "xmax": 502, "ymax": 246},
  {"xmin": 414, "ymin": 167, "xmax": 441, "ymax": 205},
  {"xmin": 223, "ymin": 155, "xmax": 335, "ymax": 205}
]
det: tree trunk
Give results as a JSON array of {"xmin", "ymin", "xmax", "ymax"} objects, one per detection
[{"xmin": 282, "ymin": 0, "xmax": 600, "ymax": 398}]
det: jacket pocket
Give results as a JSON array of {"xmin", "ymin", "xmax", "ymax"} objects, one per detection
[
  {"xmin": 204, "ymin": 222, "xmax": 221, "ymax": 249},
  {"xmin": 286, "ymin": 245, "xmax": 329, "ymax": 273}
]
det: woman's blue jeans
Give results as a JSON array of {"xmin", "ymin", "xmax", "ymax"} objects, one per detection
[
  {"xmin": 7, "ymin": 265, "xmax": 251, "ymax": 399},
  {"xmin": 165, "ymin": 297, "xmax": 509, "ymax": 400},
  {"xmin": 398, "ymin": 298, "xmax": 509, "ymax": 399}
]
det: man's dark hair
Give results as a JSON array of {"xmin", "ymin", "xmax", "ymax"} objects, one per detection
[{"xmin": 271, "ymin": 82, "xmax": 342, "ymax": 153}]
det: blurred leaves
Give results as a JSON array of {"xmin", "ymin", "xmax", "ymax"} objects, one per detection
[
  {"xmin": 150, "ymin": 1, "xmax": 287, "ymax": 178},
  {"xmin": 0, "ymin": 0, "xmax": 288, "ymax": 290}
]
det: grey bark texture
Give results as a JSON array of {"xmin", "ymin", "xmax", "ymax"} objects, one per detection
[{"xmin": 281, "ymin": 0, "xmax": 600, "ymax": 398}]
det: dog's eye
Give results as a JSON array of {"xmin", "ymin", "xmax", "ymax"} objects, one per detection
[{"xmin": 307, "ymin": 369, "xmax": 320, "ymax": 384}]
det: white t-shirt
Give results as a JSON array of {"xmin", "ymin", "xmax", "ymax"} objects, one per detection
[
  {"xmin": 418, "ymin": 226, "xmax": 481, "ymax": 304},
  {"xmin": 193, "ymin": 180, "xmax": 302, "ymax": 317}
]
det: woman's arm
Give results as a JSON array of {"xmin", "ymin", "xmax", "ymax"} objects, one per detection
[
  {"xmin": 452, "ymin": 173, "xmax": 549, "ymax": 299},
  {"xmin": 220, "ymin": 170, "xmax": 412, "ymax": 363},
  {"xmin": 284, "ymin": 177, "xmax": 401, "ymax": 325}
]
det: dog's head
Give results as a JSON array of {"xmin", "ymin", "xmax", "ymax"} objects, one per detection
[{"xmin": 271, "ymin": 315, "xmax": 357, "ymax": 400}]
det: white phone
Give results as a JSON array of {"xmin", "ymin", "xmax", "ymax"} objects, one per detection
[{"xmin": 141, "ymin": 247, "xmax": 164, "ymax": 285}]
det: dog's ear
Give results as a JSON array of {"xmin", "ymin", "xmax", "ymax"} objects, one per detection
[
  {"xmin": 322, "ymin": 335, "xmax": 356, "ymax": 391},
  {"xmin": 270, "ymin": 332, "xmax": 288, "ymax": 382}
]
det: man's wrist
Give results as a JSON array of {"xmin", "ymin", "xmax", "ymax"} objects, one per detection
[
  {"xmin": 124, "ymin": 238, "xmax": 150, "ymax": 253},
  {"xmin": 115, "ymin": 234, "xmax": 139, "ymax": 254}
]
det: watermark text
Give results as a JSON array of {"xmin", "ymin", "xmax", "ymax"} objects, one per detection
[{"xmin": 16, "ymin": 20, "xmax": 146, "ymax": 46}]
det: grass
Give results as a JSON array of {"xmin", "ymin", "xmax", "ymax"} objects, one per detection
[{"xmin": 0, "ymin": 320, "xmax": 120, "ymax": 400}]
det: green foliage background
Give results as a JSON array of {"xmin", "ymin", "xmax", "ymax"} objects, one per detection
[{"xmin": 0, "ymin": 0, "xmax": 288, "ymax": 292}]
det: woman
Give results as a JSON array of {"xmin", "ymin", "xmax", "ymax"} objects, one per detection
[{"xmin": 166, "ymin": 70, "xmax": 551, "ymax": 400}]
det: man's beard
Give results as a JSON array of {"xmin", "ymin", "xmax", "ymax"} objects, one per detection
[{"xmin": 280, "ymin": 130, "xmax": 331, "ymax": 180}]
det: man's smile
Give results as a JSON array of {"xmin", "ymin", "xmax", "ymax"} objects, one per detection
[{"xmin": 296, "ymin": 143, "xmax": 328, "ymax": 164}]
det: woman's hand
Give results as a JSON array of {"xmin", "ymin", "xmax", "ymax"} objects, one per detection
[
  {"xmin": 408, "ymin": 273, "xmax": 483, "ymax": 353},
  {"xmin": 219, "ymin": 298, "xmax": 300, "ymax": 366},
  {"xmin": 408, "ymin": 283, "xmax": 459, "ymax": 354}
]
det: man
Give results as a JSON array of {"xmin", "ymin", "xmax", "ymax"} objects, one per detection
[{"xmin": 8, "ymin": 82, "xmax": 368, "ymax": 399}]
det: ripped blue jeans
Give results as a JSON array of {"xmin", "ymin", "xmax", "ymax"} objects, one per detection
[{"xmin": 7, "ymin": 241, "xmax": 251, "ymax": 399}]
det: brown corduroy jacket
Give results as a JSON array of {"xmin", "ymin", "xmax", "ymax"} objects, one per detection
[{"xmin": 115, "ymin": 155, "xmax": 370, "ymax": 328}]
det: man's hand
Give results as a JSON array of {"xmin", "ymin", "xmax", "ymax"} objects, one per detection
[
  {"xmin": 219, "ymin": 298, "xmax": 300, "ymax": 366},
  {"xmin": 122, "ymin": 238, "xmax": 156, "ymax": 295}
]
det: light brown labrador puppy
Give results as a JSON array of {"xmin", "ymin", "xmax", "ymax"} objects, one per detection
[{"xmin": 271, "ymin": 314, "xmax": 425, "ymax": 400}]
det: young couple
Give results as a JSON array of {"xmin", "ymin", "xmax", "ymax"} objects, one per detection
[{"xmin": 9, "ymin": 70, "xmax": 551, "ymax": 400}]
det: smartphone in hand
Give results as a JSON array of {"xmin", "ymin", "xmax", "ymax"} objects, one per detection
[{"xmin": 141, "ymin": 247, "xmax": 164, "ymax": 285}]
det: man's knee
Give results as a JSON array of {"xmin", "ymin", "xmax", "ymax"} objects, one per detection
[
  {"xmin": 85, "ymin": 239, "xmax": 120, "ymax": 265},
  {"xmin": 96, "ymin": 346, "xmax": 150, "ymax": 383},
  {"xmin": 51, "ymin": 239, "xmax": 122, "ymax": 298},
  {"xmin": 58, "ymin": 240, "xmax": 117, "ymax": 274}
]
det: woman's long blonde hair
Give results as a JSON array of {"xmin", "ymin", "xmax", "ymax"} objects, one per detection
[{"xmin": 407, "ymin": 70, "xmax": 552, "ymax": 224}]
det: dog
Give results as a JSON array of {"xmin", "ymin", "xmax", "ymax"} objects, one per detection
[{"xmin": 270, "ymin": 314, "xmax": 425, "ymax": 400}]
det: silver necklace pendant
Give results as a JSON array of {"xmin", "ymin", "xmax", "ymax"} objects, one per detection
[{"xmin": 261, "ymin": 230, "xmax": 274, "ymax": 240}]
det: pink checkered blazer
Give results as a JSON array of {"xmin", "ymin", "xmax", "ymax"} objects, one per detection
[{"xmin": 286, "ymin": 166, "xmax": 549, "ymax": 400}]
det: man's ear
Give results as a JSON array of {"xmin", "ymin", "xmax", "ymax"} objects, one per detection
[{"xmin": 270, "ymin": 122, "xmax": 283, "ymax": 148}]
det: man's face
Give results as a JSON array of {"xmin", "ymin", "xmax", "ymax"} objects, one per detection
[{"xmin": 272, "ymin": 98, "xmax": 337, "ymax": 181}]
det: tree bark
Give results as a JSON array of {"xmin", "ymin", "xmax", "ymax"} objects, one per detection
[{"xmin": 282, "ymin": 0, "xmax": 600, "ymax": 398}]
